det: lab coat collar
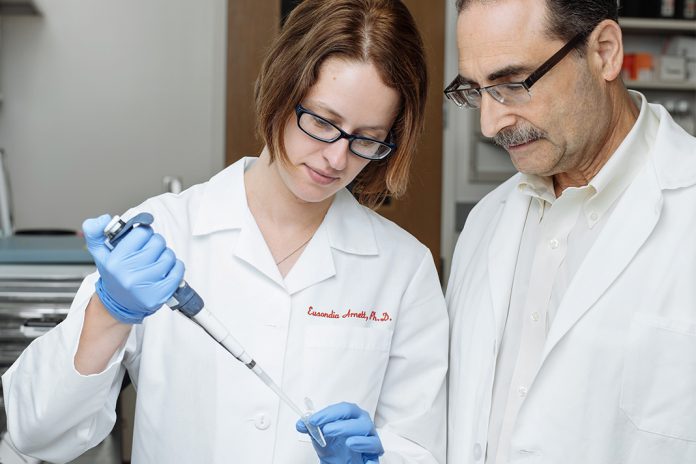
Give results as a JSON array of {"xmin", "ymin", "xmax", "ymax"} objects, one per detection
[
  {"xmin": 190, "ymin": 157, "xmax": 378, "ymax": 292},
  {"xmin": 543, "ymin": 158, "xmax": 662, "ymax": 362},
  {"xmin": 284, "ymin": 189, "xmax": 378, "ymax": 295},
  {"xmin": 322, "ymin": 188, "xmax": 379, "ymax": 256},
  {"xmin": 485, "ymin": 95, "xmax": 695, "ymax": 386},
  {"xmin": 191, "ymin": 157, "xmax": 379, "ymax": 255},
  {"xmin": 191, "ymin": 157, "xmax": 249, "ymax": 236},
  {"xmin": 488, "ymin": 175, "xmax": 532, "ymax": 345},
  {"xmin": 649, "ymin": 102, "xmax": 696, "ymax": 191},
  {"xmin": 541, "ymin": 96, "xmax": 696, "ymax": 362}
]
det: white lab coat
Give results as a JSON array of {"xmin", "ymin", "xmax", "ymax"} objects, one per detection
[
  {"xmin": 447, "ymin": 102, "xmax": 696, "ymax": 464},
  {"xmin": 3, "ymin": 157, "xmax": 448, "ymax": 464}
]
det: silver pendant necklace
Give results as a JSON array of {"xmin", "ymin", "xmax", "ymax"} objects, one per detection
[{"xmin": 275, "ymin": 234, "xmax": 313, "ymax": 265}]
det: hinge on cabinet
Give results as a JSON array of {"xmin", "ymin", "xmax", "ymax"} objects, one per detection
[{"xmin": 0, "ymin": 1, "xmax": 41, "ymax": 16}]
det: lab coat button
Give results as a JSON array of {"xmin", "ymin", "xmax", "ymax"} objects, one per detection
[
  {"xmin": 548, "ymin": 238, "xmax": 559, "ymax": 249},
  {"xmin": 473, "ymin": 443, "xmax": 483, "ymax": 460},
  {"xmin": 589, "ymin": 211, "xmax": 598, "ymax": 222},
  {"xmin": 518, "ymin": 385, "xmax": 528, "ymax": 397},
  {"xmin": 255, "ymin": 413, "xmax": 271, "ymax": 430},
  {"xmin": 531, "ymin": 312, "xmax": 540, "ymax": 322}
]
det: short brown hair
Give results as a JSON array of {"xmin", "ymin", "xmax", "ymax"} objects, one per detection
[{"xmin": 255, "ymin": 0, "xmax": 427, "ymax": 208}]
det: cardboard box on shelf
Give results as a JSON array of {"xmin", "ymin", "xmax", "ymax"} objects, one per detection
[
  {"xmin": 635, "ymin": 53, "xmax": 654, "ymax": 81},
  {"xmin": 659, "ymin": 55, "xmax": 687, "ymax": 81},
  {"xmin": 622, "ymin": 53, "xmax": 637, "ymax": 80},
  {"xmin": 666, "ymin": 36, "xmax": 696, "ymax": 60}
]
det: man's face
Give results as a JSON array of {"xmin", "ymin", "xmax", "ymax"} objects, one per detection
[{"xmin": 456, "ymin": 0, "xmax": 603, "ymax": 177}]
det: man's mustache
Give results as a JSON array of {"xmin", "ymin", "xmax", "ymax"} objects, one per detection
[{"xmin": 494, "ymin": 124, "xmax": 547, "ymax": 149}]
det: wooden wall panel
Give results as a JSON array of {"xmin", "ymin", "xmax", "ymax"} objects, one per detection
[
  {"xmin": 226, "ymin": 0, "xmax": 280, "ymax": 164},
  {"xmin": 377, "ymin": 0, "xmax": 445, "ymax": 271}
]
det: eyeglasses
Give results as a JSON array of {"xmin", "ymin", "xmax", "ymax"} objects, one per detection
[
  {"xmin": 444, "ymin": 31, "xmax": 588, "ymax": 109},
  {"xmin": 295, "ymin": 104, "xmax": 396, "ymax": 160}
]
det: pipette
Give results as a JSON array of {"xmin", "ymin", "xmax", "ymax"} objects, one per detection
[{"xmin": 103, "ymin": 213, "xmax": 327, "ymax": 448}]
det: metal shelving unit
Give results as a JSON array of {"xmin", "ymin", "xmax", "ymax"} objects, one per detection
[
  {"xmin": 620, "ymin": 17, "xmax": 696, "ymax": 33},
  {"xmin": 626, "ymin": 80, "xmax": 696, "ymax": 91},
  {"xmin": 620, "ymin": 16, "xmax": 696, "ymax": 135}
]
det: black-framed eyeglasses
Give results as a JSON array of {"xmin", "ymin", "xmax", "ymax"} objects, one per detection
[
  {"xmin": 444, "ymin": 31, "xmax": 588, "ymax": 109},
  {"xmin": 295, "ymin": 104, "xmax": 396, "ymax": 161}
]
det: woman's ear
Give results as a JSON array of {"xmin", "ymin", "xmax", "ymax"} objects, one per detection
[{"xmin": 588, "ymin": 19, "xmax": 624, "ymax": 82}]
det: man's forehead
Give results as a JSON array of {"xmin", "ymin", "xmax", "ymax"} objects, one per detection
[
  {"xmin": 456, "ymin": 0, "xmax": 547, "ymax": 48},
  {"xmin": 455, "ymin": 0, "xmax": 549, "ymax": 79},
  {"xmin": 456, "ymin": 28, "xmax": 535, "ymax": 81}
]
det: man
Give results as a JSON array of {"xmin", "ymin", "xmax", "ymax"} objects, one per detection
[{"xmin": 445, "ymin": 1, "xmax": 696, "ymax": 463}]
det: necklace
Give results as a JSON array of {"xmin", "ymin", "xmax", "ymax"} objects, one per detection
[{"xmin": 275, "ymin": 234, "xmax": 313, "ymax": 265}]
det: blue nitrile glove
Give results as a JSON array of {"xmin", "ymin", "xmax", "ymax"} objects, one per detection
[
  {"xmin": 296, "ymin": 402, "xmax": 384, "ymax": 464},
  {"xmin": 82, "ymin": 214, "xmax": 185, "ymax": 324}
]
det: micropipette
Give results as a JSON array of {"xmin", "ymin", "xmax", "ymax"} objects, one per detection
[{"xmin": 103, "ymin": 213, "xmax": 327, "ymax": 447}]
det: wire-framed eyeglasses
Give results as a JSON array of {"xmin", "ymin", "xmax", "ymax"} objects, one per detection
[
  {"xmin": 295, "ymin": 104, "xmax": 396, "ymax": 161},
  {"xmin": 444, "ymin": 31, "xmax": 588, "ymax": 109}
]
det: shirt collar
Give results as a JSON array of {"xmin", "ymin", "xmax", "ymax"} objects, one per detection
[
  {"xmin": 517, "ymin": 173, "xmax": 556, "ymax": 221},
  {"xmin": 517, "ymin": 175, "xmax": 555, "ymax": 205},
  {"xmin": 584, "ymin": 91, "xmax": 655, "ymax": 226},
  {"xmin": 191, "ymin": 157, "xmax": 378, "ymax": 255}
]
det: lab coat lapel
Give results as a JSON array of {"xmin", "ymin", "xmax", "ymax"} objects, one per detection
[
  {"xmin": 488, "ymin": 186, "xmax": 531, "ymax": 341},
  {"xmin": 284, "ymin": 189, "xmax": 378, "ymax": 295},
  {"xmin": 543, "ymin": 166, "xmax": 662, "ymax": 360},
  {"xmin": 283, "ymin": 224, "xmax": 335, "ymax": 295},
  {"xmin": 191, "ymin": 157, "xmax": 286, "ymax": 288},
  {"xmin": 233, "ymin": 216, "xmax": 285, "ymax": 287}
]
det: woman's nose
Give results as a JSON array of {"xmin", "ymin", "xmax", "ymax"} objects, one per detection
[{"xmin": 323, "ymin": 139, "xmax": 350, "ymax": 171}]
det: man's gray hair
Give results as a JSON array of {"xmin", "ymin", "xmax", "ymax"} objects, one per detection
[{"xmin": 455, "ymin": 0, "xmax": 619, "ymax": 45}]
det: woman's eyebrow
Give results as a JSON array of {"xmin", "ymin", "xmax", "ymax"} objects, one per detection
[{"xmin": 308, "ymin": 100, "xmax": 390, "ymax": 133}]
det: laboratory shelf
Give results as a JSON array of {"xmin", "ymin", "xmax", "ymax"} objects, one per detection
[
  {"xmin": 625, "ymin": 80, "xmax": 696, "ymax": 91},
  {"xmin": 619, "ymin": 17, "xmax": 696, "ymax": 33}
]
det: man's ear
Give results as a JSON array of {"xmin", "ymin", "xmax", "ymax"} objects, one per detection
[{"xmin": 587, "ymin": 19, "xmax": 624, "ymax": 82}]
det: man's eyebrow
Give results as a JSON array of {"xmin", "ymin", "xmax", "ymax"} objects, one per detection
[
  {"xmin": 486, "ymin": 64, "xmax": 534, "ymax": 82},
  {"xmin": 458, "ymin": 64, "xmax": 536, "ymax": 87}
]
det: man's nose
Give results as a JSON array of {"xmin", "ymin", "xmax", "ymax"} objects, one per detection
[{"xmin": 478, "ymin": 92, "xmax": 517, "ymax": 139}]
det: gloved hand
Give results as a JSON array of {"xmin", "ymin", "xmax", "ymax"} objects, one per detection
[
  {"xmin": 296, "ymin": 402, "xmax": 384, "ymax": 464},
  {"xmin": 82, "ymin": 214, "xmax": 185, "ymax": 324}
]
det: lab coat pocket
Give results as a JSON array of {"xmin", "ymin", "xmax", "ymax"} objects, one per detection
[
  {"xmin": 298, "ymin": 325, "xmax": 392, "ymax": 442},
  {"xmin": 620, "ymin": 313, "xmax": 696, "ymax": 442}
]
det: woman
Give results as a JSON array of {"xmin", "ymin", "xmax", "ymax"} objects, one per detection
[{"xmin": 2, "ymin": 1, "xmax": 448, "ymax": 463}]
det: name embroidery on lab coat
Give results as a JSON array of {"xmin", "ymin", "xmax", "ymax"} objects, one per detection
[{"xmin": 307, "ymin": 306, "xmax": 392, "ymax": 322}]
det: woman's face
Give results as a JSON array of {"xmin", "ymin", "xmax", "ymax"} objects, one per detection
[{"xmin": 275, "ymin": 57, "xmax": 400, "ymax": 204}]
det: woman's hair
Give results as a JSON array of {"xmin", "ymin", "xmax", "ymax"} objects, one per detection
[{"xmin": 255, "ymin": 0, "xmax": 427, "ymax": 208}]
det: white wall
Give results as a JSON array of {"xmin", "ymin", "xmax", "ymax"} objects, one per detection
[
  {"xmin": 0, "ymin": 0, "xmax": 227, "ymax": 231},
  {"xmin": 441, "ymin": 0, "xmax": 505, "ymax": 281}
]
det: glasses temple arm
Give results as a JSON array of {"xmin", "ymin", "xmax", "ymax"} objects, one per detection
[{"xmin": 522, "ymin": 31, "xmax": 588, "ymax": 89}]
